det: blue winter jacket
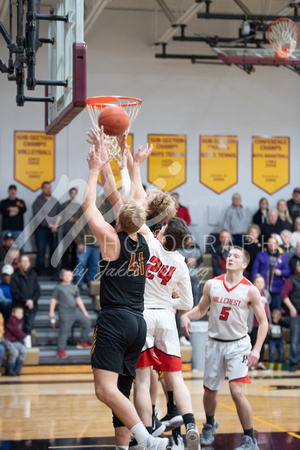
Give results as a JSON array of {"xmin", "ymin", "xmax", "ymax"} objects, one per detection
[{"xmin": 252, "ymin": 250, "xmax": 291, "ymax": 293}]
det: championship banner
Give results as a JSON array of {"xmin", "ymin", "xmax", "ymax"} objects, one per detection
[
  {"xmin": 14, "ymin": 131, "xmax": 55, "ymax": 192},
  {"xmin": 252, "ymin": 136, "xmax": 290, "ymax": 194},
  {"xmin": 200, "ymin": 136, "xmax": 238, "ymax": 194},
  {"xmin": 98, "ymin": 133, "xmax": 133, "ymax": 188},
  {"xmin": 147, "ymin": 134, "xmax": 186, "ymax": 192}
]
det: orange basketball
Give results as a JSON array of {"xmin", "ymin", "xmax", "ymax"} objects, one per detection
[{"xmin": 98, "ymin": 106, "xmax": 130, "ymax": 136}]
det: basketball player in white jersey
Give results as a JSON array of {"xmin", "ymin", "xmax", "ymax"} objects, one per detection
[
  {"xmin": 181, "ymin": 246, "xmax": 268, "ymax": 450},
  {"xmin": 134, "ymin": 217, "xmax": 200, "ymax": 450}
]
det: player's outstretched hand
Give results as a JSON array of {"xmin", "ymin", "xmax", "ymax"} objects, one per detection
[
  {"xmin": 180, "ymin": 313, "xmax": 192, "ymax": 339},
  {"xmin": 133, "ymin": 143, "xmax": 153, "ymax": 165},
  {"xmin": 115, "ymin": 146, "xmax": 130, "ymax": 170},
  {"xmin": 87, "ymin": 145, "xmax": 111, "ymax": 172},
  {"xmin": 247, "ymin": 348, "xmax": 260, "ymax": 368},
  {"xmin": 116, "ymin": 133, "xmax": 127, "ymax": 153},
  {"xmin": 86, "ymin": 127, "xmax": 110, "ymax": 160}
]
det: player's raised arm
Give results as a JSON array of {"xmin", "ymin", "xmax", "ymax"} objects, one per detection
[
  {"xmin": 86, "ymin": 127, "xmax": 123, "ymax": 214},
  {"xmin": 82, "ymin": 146, "xmax": 120, "ymax": 261},
  {"xmin": 180, "ymin": 279, "xmax": 212, "ymax": 338},
  {"xmin": 130, "ymin": 144, "xmax": 153, "ymax": 203},
  {"xmin": 247, "ymin": 284, "xmax": 268, "ymax": 368}
]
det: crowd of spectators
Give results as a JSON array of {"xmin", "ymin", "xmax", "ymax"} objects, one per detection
[{"xmin": 0, "ymin": 182, "xmax": 299, "ymax": 370}]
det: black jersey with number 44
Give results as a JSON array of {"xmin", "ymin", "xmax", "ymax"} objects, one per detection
[{"xmin": 99, "ymin": 231, "xmax": 150, "ymax": 314}]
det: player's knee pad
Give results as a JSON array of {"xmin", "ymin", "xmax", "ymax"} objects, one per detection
[{"xmin": 112, "ymin": 375, "xmax": 134, "ymax": 428}]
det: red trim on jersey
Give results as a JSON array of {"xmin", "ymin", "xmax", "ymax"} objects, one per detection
[
  {"xmin": 230, "ymin": 375, "xmax": 251, "ymax": 384},
  {"xmin": 216, "ymin": 274, "xmax": 251, "ymax": 292},
  {"xmin": 136, "ymin": 347, "xmax": 182, "ymax": 372},
  {"xmin": 136, "ymin": 348, "xmax": 161, "ymax": 369},
  {"xmin": 203, "ymin": 385, "xmax": 218, "ymax": 392}
]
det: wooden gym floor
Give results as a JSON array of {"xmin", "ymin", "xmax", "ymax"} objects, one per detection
[{"xmin": 0, "ymin": 366, "xmax": 299, "ymax": 450}]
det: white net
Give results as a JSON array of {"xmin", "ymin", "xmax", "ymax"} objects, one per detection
[
  {"xmin": 268, "ymin": 18, "xmax": 298, "ymax": 58},
  {"xmin": 86, "ymin": 96, "xmax": 142, "ymax": 160}
]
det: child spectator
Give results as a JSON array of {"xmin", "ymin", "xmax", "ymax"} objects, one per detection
[
  {"xmin": 248, "ymin": 274, "xmax": 271, "ymax": 370},
  {"xmin": 4, "ymin": 307, "xmax": 27, "ymax": 376},
  {"xmin": 268, "ymin": 309, "xmax": 285, "ymax": 370},
  {"xmin": 49, "ymin": 270, "xmax": 91, "ymax": 359}
]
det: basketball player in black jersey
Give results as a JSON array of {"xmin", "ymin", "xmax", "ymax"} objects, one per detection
[{"xmin": 83, "ymin": 141, "xmax": 169, "ymax": 450}]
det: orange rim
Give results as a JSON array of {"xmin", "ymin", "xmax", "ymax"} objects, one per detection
[
  {"xmin": 86, "ymin": 96, "xmax": 142, "ymax": 110},
  {"xmin": 268, "ymin": 17, "xmax": 298, "ymax": 55}
]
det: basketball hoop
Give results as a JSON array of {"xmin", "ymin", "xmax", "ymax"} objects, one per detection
[
  {"xmin": 86, "ymin": 96, "xmax": 142, "ymax": 160},
  {"xmin": 268, "ymin": 18, "xmax": 298, "ymax": 58}
]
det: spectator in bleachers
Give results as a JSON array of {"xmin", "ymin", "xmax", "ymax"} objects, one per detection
[
  {"xmin": 223, "ymin": 193, "xmax": 251, "ymax": 246},
  {"xmin": 243, "ymin": 224, "xmax": 262, "ymax": 281},
  {"xmin": 4, "ymin": 307, "xmax": 27, "ymax": 376},
  {"xmin": 290, "ymin": 217, "xmax": 300, "ymax": 248},
  {"xmin": 0, "ymin": 311, "xmax": 14, "ymax": 375},
  {"xmin": 10, "ymin": 255, "xmax": 40, "ymax": 348},
  {"xmin": 287, "ymin": 187, "xmax": 300, "ymax": 225},
  {"xmin": 252, "ymin": 197, "xmax": 269, "ymax": 227},
  {"xmin": 59, "ymin": 187, "xmax": 81, "ymax": 271},
  {"xmin": 0, "ymin": 265, "xmax": 13, "ymax": 321},
  {"xmin": 49, "ymin": 270, "xmax": 91, "ymax": 359},
  {"xmin": 171, "ymin": 192, "xmax": 191, "ymax": 226},
  {"xmin": 260, "ymin": 210, "xmax": 282, "ymax": 245},
  {"xmin": 252, "ymin": 236, "xmax": 290, "ymax": 310},
  {"xmin": 281, "ymin": 263, "xmax": 300, "ymax": 372},
  {"xmin": 279, "ymin": 229, "xmax": 296, "ymax": 262},
  {"xmin": 32, "ymin": 181, "xmax": 61, "ymax": 276},
  {"xmin": 268, "ymin": 309, "xmax": 285, "ymax": 371},
  {"xmin": 289, "ymin": 242, "xmax": 300, "ymax": 275},
  {"xmin": 212, "ymin": 230, "xmax": 231, "ymax": 277},
  {"xmin": 276, "ymin": 199, "xmax": 293, "ymax": 232},
  {"xmin": 178, "ymin": 235, "xmax": 203, "ymax": 307},
  {"xmin": 0, "ymin": 286, "xmax": 12, "ymax": 324},
  {"xmin": 0, "ymin": 184, "xmax": 27, "ymax": 242},
  {"xmin": 4, "ymin": 245, "xmax": 21, "ymax": 270},
  {"xmin": 0, "ymin": 233, "xmax": 15, "ymax": 263},
  {"xmin": 73, "ymin": 208, "xmax": 100, "ymax": 288},
  {"xmin": 248, "ymin": 274, "xmax": 271, "ymax": 370}
]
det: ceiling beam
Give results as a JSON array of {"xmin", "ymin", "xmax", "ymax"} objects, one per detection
[
  {"xmin": 156, "ymin": 2, "xmax": 205, "ymax": 44},
  {"xmin": 233, "ymin": 0, "xmax": 252, "ymax": 16},
  {"xmin": 155, "ymin": 0, "xmax": 176, "ymax": 24},
  {"xmin": 84, "ymin": 0, "xmax": 111, "ymax": 37}
]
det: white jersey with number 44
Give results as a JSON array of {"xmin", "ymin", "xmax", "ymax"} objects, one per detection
[
  {"xmin": 144, "ymin": 226, "xmax": 193, "ymax": 311},
  {"xmin": 209, "ymin": 274, "xmax": 252, "ymax": 341}
]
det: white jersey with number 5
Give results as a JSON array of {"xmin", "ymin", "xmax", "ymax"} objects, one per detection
[
  {"xmin": 144, "ymin": 226, "xmax": 193, "ymax": 311},
  {"xmin": 209, "ymin": 274, "xmax": 252, "ymax": 340}
]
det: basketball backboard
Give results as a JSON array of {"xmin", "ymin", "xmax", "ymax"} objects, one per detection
[
  {"xmin": 213, "ymin": 47, "xmax": 300, "ymax": 66},
  {"xmin": 45, "ymin": 0, "xmax": 87, "ymax": 135}
]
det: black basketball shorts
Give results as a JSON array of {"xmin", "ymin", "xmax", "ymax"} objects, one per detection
[{"xmin": 91, "ymin": 308, "xmax": 146, "ymax": 378}]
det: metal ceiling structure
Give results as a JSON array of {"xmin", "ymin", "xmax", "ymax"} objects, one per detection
[{"xmin": 1, "ymin": 0, "xmax": 300, "ymax": 78}]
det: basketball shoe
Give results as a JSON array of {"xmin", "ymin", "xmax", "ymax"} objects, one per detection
[
  {"xmin": 185, "ymin": 423, "xmax": 201, "ymax": 450},
  {"xmin": 234, "ymin": 435, "xmax": 259, "ymax": 449},
  {"xmin": 57, "ymin": 349, "xmax": 69, "ymax": 359},
  {"xmin": 160, "ymin": 407, "xmax": 183, "ymax": 431},
  {"xmin": 76, "ymin": 341, "xmax": 91, "ymax": 349},
  {"xmin": 200, "ymin": 419, "xmax": 218, "ymax": 445},
  {"xmin": 152, "ymin": 415, "xmax": 166, "ymax": 437},
  {"xmin": 135, "ymin": 435, "xmax": 169, "ymax": 450}
]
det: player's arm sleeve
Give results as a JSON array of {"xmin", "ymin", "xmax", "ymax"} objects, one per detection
[
  {"xmin": 121, "ymin": 167, "xmax": 131, "ymax": 201},
  {"xmin": 174, "ymin": 265, "xmax": 193, "ymax": 310}
]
